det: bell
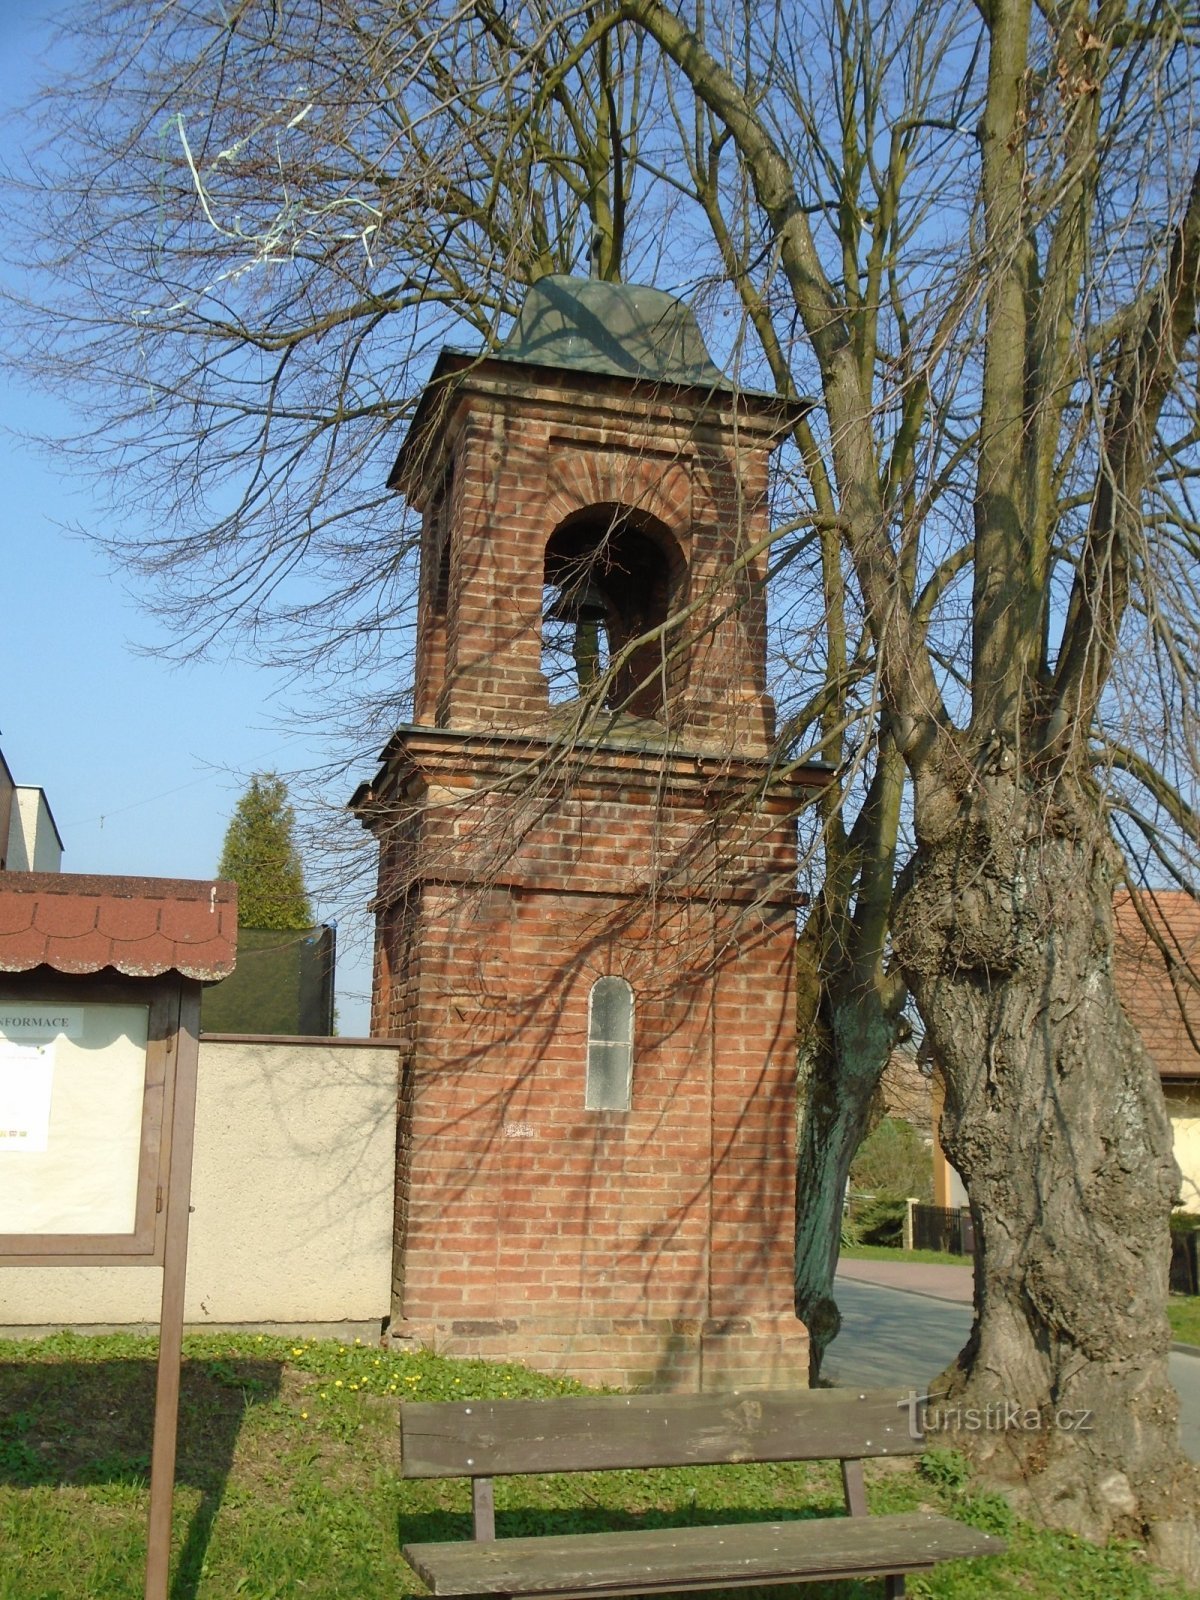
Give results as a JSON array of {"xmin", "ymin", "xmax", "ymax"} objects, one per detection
[{"xmin": 544, "ymin": 578, "xmax": 608, "ymax": 625}]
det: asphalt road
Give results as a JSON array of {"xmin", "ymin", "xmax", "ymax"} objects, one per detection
[{"xmin": 827, "ymin": 1275, "xmax": 1200, "ymax": 1462}]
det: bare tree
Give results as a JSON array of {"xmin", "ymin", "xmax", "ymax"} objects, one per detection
[{"xmin": 7, "ymin": 0, "xmax": 1200, "ymax": 1571}]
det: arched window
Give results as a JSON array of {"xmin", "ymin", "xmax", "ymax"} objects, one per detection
[
  {"xmin": 585, "ymin": 977, "xmax": 634, "ymax": 1111},
  {"xmin": 542, "ymin": 510, "xmax": 681, "ymax": 715}
]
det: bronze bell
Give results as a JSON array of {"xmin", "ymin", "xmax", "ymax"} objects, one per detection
[
  {"xmin": 544, "ymin": 579, "xmax": 608, "ymax": 625},
  {"xmin": 544, "ymin": 579, "xmax": 608, "ymax": 692}
]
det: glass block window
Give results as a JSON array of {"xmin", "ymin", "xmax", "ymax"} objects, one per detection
[{"xmin": 586, "ymin": 977, "xmax": 634, "ymax": 1111}]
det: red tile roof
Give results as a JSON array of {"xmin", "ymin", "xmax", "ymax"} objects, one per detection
[
  {"xmin": 0, "ymin": 873, "xmax": 237, "ymax": 982},
  {"xmin": 1114, "ymin": 890, "xmax": 1200, "ymax": 1079}
]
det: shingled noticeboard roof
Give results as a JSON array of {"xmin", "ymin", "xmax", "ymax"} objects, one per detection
[{"xmin": 0, "ymin": 873, "xmax": 237, "ymax": 982}]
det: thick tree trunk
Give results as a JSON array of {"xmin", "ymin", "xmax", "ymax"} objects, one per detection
[
  {"xmin": 892, "ymin": 762, "xmax": 1200, "ymax": 1578},
  {"xmin": 794, "ymin": 935, "xmax": 897, "ymax": 1383}
]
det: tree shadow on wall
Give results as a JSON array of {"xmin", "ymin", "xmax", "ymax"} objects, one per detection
[{"xmin": 0, "ymin": 1347, "xmax": 282, "ymax": 1600}]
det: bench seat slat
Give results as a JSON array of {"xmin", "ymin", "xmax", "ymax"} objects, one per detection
[
  {"xmin": 401, "ymin": 1389, "xmax": 920, "ymax": 1478},
  {"xmin": 403, "ymin": 1511, "xmax": 1004, "ymax": 1597}
]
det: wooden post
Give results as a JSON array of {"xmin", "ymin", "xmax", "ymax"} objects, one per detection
[
  {"xmin": 471, "ymin": 1477, "xmax": 496, "ymax": 1541},
  {"xmin": 840, "ymin": 1458, "xmax": 868, "ymax": 1518},
  {"xmin": 144, "ymin": 982, "xmax": 202, "ymax": 1600}
]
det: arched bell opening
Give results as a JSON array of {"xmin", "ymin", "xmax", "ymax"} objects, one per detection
[{"xmin": 541, "ymin": 507, "xmax": 684, "ymax": 718}]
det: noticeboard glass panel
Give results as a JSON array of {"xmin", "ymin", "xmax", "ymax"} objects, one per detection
[{"xmin": 0, "ymin": 999, "xmax": 153, "ymax": 1239}]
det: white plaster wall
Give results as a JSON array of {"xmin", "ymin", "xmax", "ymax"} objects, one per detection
[
  {"xmin": 943, "ymin": 1160, "xmax": 969, "ymax": 1210},
  {"xmin": 0, "ymin": 1039, "xmax": 397, "ymax": 1328},
  {"xmin": 7, "ymin": 789, "xmax": 62, "ymax": 873},
  {"xmin": 1167, "ymin": 1084, "xmax": 1200, "ymax": 1213}
]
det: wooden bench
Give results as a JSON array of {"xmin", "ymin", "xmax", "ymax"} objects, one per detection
[{"xmin": 399, "ymin": 1388, "xmax": 1005, "ymax": 1598}]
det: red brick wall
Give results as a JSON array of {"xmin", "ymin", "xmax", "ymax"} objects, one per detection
[
  {"xmin": 361, "ymin": 360, "xmax": 810, "ymax": 1388},
  {"xmin": 394, "ymin": 882, "xmax": 800, "ymax": 1388},
  {"xmin": 404, "ymin": 373, "xmax": 779, "ymax": 753},
  {"xmin": 366, "ymin": 741, "xmax": 806, "ymax": 1388}
]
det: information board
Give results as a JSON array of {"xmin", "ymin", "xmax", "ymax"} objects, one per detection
[
  {"xmin": 0, "ymin": 983, "xmax": 172, "ymax": 1266},
  {"xmin": 0, "ymin": 880, "xmax": 225, "ymax": 1600},
  {"xmin": 0, "ymin": 1002, "xmax": 150, "ymax": 1235}
]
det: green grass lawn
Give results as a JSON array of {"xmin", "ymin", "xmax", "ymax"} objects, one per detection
[
  {"xmin": 840, "ymin": 1245, "xmax": 972, "ymax": 1268},
  {"xmin": 0, "ymin": 1330, "xmax": 1196, "ymax": 1600},
  {"xmin": 1170, "ymin": 1298, "xmax": 1200, "ymax": 1345}
]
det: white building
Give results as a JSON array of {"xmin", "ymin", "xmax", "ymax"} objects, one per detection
[{"xmin": 0, "ymin": 747, "xmax": 63, "ymax": 872}]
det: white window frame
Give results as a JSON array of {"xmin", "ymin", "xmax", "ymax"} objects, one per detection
[{"xmin": 585, "ymin": 977, "xmax": 634, "ymax": 1111}]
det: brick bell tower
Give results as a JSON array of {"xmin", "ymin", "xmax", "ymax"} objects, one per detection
[{"xmin": 353, "ymin": 277, "xmax": 825, "ymax": 1390}]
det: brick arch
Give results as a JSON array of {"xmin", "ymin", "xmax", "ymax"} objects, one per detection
[
  {"xmin": 544, "ymin": 444, "xmax": 693, "ymax": 550},
  {"xmin": 546, "ymin": 501, "xmax": 687, "ymax": 585}
]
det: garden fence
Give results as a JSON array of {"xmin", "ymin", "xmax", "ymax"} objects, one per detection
[{"xmin": 912, "ymin": 1202, "xmax": 975, "ymax": 1257}]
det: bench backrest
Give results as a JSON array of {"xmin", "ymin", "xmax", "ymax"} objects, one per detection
[{"xmin": 400, "ymin": 1387, "xmax": 922, "ymax": 1479}]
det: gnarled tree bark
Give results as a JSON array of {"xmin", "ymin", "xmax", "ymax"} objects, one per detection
[{"xmin": 894, "ymin": 755, "xmax": 1198, "ymax": 1568}]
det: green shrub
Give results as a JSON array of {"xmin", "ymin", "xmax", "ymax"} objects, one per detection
[
  {"xmin": 919, "ymin": 1448, "xmax": 972, "ymax": 1493},
  {"xmin": 839, "ymin": 1209, "xmax": 863, "ymax": 1249},
  {"xmin": 850, "ymin": 1115, "xmax": 933, "ymax": 1202},
  {"xmin": 959, "ymin": 1491, "xmax": 1016, "ymax": 1536},
  {"xmin": 852, "ymin": 1191, "xmax": 907, "ymax": 1246}
]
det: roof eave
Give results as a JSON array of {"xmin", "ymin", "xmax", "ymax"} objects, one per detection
[{"xmin": 387, "ymin": 348, "xmax": 812, "ymax": 498}]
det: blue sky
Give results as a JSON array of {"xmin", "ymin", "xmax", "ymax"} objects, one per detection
[{"xmin": 0, "ymin": 3, "xmax": 375, "ymax": 1033}]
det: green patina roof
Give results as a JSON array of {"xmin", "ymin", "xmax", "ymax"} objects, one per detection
[
  {"xmin": 495, "ymin": 275, "xmax": 733, "ymax": 389},
  {"xmin": 389, "ymin": 276, "xmax": 806, "ymax": 492}
]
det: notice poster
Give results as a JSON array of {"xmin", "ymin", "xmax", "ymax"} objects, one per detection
[
  {"xmin": 0, "ymin": 1042, "xmax": 55, "ymax": 1152},
  {"xmin": 0, "ymin": 1003, "xmax": 149, "ymax": 1236}
]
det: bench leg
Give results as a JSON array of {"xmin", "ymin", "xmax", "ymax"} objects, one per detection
[{"xmin": 885, "ymin": 1578, "xmax": 905, "ymax": 1599}]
